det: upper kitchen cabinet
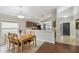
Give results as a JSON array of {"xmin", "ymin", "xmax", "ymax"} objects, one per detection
[{"xmin": 26, "ymin": 21, "xmax": 38, "ymax": 30}]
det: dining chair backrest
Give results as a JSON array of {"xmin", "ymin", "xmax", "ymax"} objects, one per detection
[
  {"xmin": 12, "ymin": 33, "xmax": 19, "ymax": 42},
  {"xmin": 12, "ymin": 33, "xmax": 21, "ymax": 46},
  {"xmin": 8, "ymin": 33, "xmax": 19, "ymax": 44},
  {"xmin": 13, "ymin": 33, "xmax": 18, "ymax": 38},
  {"xmin": 8, "ymin": 32, "xmax": 13, "ymax": 42}
]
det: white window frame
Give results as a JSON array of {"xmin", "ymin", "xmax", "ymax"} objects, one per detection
[{"xmin": 0, "ymin": 21, "xmax": 19, "ymax": 37}]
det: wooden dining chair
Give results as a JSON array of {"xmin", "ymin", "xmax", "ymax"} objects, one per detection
[
  {"xmin": 12, "ymin": 33, "xmax": 21, "ymax": 52},
  {"xmin": 7, "ymin": 33, "xmax": 19, "ymax": 52},
  {"xmin": 27, "ymin": 31, "xmax": 35, "ymax": 47},
  {"xmin": 8, "ymin": 32, "xmax": 13, "ymax": 49},
  {"xmin": 12, "ymin": 33, "xmax": 28, "ymax": 52}
]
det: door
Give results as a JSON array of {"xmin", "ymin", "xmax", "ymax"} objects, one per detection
[{"xmin": 63, "ymin": 23, "xmax": 70, "ymax": 35}]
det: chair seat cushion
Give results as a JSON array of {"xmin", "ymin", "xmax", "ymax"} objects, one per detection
[
  {"xmin": 24, "ymin": 41, "xmax": 27, "ymax": 44},
  {"xmin": 15, "ymin": 41, "xmax": 27, "ymax": 46},
  {"xmin": 15, "ymin": 42, "xmax": 21, "ymax": 46},
  {"xmin": 27, "ymin": 39, "xmax": 33, "ymax": 42}
]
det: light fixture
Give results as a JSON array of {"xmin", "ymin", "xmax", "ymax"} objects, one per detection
[
  {"xmin": 63, "ymin": 16, "xmax": 68, "ymax": 17},
  {"xmin": 17, "ymin": 6, "xmax": 25, "ymax": 18},
  {"xmin": 17, "ymin": 15, "xmax": 25, "ymax": 18}
]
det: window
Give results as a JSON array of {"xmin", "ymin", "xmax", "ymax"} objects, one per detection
[{"xmin": 1, "ymin": 21, "xmax": 19, "ymax": 37}]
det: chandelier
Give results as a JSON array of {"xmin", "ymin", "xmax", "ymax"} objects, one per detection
[{"xmin": 17, "ymin": 6, "xmax": 25, "ymax": 18}]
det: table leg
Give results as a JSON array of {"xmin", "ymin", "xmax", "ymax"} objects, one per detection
[
  {"xmin": 21, "ymin": 41, "xmax": 23, "ymax": 52},
  {"xmin": 35, "ymin": 36, "xmax": 36, "ymax": 47}
]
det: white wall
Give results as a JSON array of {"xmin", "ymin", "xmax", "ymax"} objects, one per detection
[
  {"xmin": 74, "ymin": 7, "xmax": 79, "ymax": 41},
  {"xmin": 35, "ymin": 30, "xmax": 55, "ymax": 43},
  {"xmin": 56, "ymin": 7, "xmax": 76, "ymax": 40},
  {"xmin": 56, "ymin": 6, "xmax": 79, "ymax": 45}
]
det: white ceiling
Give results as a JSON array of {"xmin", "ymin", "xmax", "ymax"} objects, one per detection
[{"xmin": 0, "ymin": 6, "xmax": 58, "ymax": 22}]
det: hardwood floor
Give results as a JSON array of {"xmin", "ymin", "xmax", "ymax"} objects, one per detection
[{"xmin": 36, "ymin": 42, "xmax": 79, "ymax": 53}]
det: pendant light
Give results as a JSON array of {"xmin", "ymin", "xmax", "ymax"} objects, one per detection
[{"xmin": 17, "ymin": 6, "xmax": 25, "ymax": 18}]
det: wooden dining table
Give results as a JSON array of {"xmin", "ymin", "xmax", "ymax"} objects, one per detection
[{"xmin": 18, "ymin": 34, "xmax": 36, "ymax": 52}]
